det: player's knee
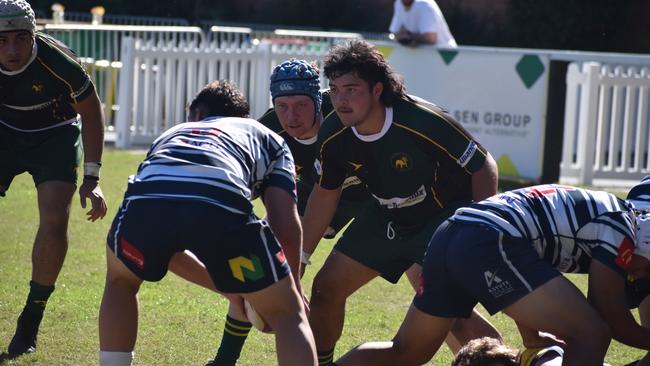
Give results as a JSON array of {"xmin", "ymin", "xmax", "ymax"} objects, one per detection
[
  {"xmin": 310, "ymin": 271, "xmax": 347, "ymax": 303},
  {"xmin": 392, "ymin": 337, "xmax": 434, "ymax": 365},
  {"xmin": 564, "ymin": 316, "xmax": 610, "ymax": 352}
]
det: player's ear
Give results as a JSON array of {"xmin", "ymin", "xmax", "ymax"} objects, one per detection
[{"xmin": 372, "ymin": 81, "xmax": 383, "ymax": 100}]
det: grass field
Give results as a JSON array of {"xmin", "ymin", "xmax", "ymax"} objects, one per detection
[{"xmin": 0, "ymin": 148, "xmax": 645, "ymax": 365}]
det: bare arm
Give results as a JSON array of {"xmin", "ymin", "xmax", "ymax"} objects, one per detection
[
  {"xmin": 589, "ymin": 260, "xmax": 650, "ymax": 349},
  {"xmin": 264, "ymin": 186, "xmax": 303, "ymax": 286},
  {"xmin": 471, "ymin": 152, "xmax": 499, "ymax": 202},
  {"xmin": 73, "ymin": 92, "xmax": 107, "ymax": 221},
  {"xmin": 301, "ymin": 184, "xmax": 342, "ymax": 256}
]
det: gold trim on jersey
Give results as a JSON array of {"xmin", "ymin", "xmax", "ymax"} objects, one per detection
[
  {"xmin": 393, "ymin": 122, "xmax": 474, "ymax": 175},
  {"xmin": 37, "ymin": 57, "xmax": 76, "ymax": 102},
  {"xmin": 318, "ymin": 125, "xmax": 350, "ymax": 186}
]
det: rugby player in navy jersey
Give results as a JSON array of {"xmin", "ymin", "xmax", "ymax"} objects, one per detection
[
  {"xmin": 1, "ymin": 0, "xmax": 107, "ymax": 358},
  {"xmin": 300, "ymin": 40, "xmax": 501, "ymax": 365},
  {"xmin": 207, "ymin": 59, "xmax": 373, "ymax": 366},
  {"xmin": 98, "ymin": 80, "xmax": 317, "ymax": 366},
  {"xmin": 336, "ymin": 183, "xmax": 650, "ymax": 366}
]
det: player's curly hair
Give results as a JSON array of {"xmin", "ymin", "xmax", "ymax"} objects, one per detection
[
  {"xmin": 188, "ymin": 80, "xmax": 250, "ymax": 118},
  {"xmin": 323, "ymin": 40, "xmax": 407, "ymax": 107},
  {"xmin": 452, "ymin": 337, "xmax": 519, "ymax": 366}
]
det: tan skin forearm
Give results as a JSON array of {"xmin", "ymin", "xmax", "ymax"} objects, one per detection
[
  {"xmin": 302, "ymin": 184, "xmax": 342, "ymax": 255},
  {"xmin": 74, "ymin": 91, "xmax": 105, "ymax": 163},
  {"xmin": 471, "ymin": 152, "xmax": 499, "ymax": 201},
  {"xmin": 589, "ymin": 260, "xmax": 650, "ymax": 349}
]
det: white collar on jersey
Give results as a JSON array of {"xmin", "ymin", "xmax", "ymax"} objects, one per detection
[
  {"xmin": 293, "ymin": 134, "xmax": 318, "ymax": 145},
  {"xmin": 0, "ymin": 40, "xmax": 38, "ymax": 76},
  {"xmin": 352, "ymin": 107, "xmax": 393, "ymax": 142}
]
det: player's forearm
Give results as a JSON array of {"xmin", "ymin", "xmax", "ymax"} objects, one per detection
[
  {"xmin": 471, "ymin": 152, "xmax": 498, "ymax": 201},
  {"xmin": 412, "ymin": 32, "xmax": 437, "ymax": 45},
  {"xmin": 608, "ymin": 314, "xmax": 650, "ymax": 349},
  {"xmin": 77, "ymin": 93, "xmax": 105, "ymax": 163},
  {"xmin": 302, "ymin": 185, "xmax": 342, "ymax": 254}
]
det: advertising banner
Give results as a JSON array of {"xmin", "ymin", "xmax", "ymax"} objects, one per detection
[{"xmin": 378, "ymin": 44, "xmax": 550, "ymax": 181}]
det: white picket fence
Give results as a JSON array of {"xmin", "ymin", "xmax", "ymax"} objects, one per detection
[
  {"xmin": 114, "ymin": 38, "xmax": 329, "ymax": 148},
  {"xmin": 560, "ymin": 62, "xmax": 650, "ymax": 187}
]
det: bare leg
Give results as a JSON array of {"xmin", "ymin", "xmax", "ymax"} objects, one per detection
[
  {"xmin": 99, "ymin": 248, "xmax": 143, "ymax": 352},
  {"xmin": 504, "ymin": 276, "xmax": 610, "ymax": 366},
  {"xmin": 32, "ymin": 181, "xmax": 75, "ymax": 285},
  {"xmin": 168, "ymin": 250, "xmax": 218, "ymax": 292},
  {"xmin": 405, "ymin": 263, "xmax": 501, "ymax": 353},
  {"xmin": 309, "ymin": 251, "xmax": 379, "ymax": 353},
  {"xmin": 336, "ymin": 304, "xmax": 453, "ymax": 366},
  {"xmin": 244, "ymin": 275, "xmax": 317, "ymax": 366}
]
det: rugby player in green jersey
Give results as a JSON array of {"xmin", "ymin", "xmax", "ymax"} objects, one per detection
[
  {"xmin": 300, "ymin": 40, "xmax": 501, "ymax": 365},
  {"xmin": 0, "ymin": 0, "xmax": 107, "ymax": 358}
]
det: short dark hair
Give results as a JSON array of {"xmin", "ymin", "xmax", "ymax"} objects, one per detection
[
  {"xmin": 323, "ymin": 40, "xmax": 407, "ymax": 106},
  {"xmin": 452, "ymin": 337, "xmax": 519, "ymax": 366},
  {"xmin": 188, "ymin": 80, "xmax": 250, "ymax": 118}
]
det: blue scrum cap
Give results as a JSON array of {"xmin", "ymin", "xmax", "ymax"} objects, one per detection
[{"xmin": 270, "ymin": 59, "xmax": 322, "ymax": 114}]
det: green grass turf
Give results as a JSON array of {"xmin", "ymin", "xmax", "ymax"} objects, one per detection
[{"xmin": 0, "ymin": 148, "xmax": 645, "ymax": 365}]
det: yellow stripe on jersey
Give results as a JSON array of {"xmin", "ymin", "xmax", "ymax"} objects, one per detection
[
  {"xmin": 393, "ymin": 122, "xmax": 475, "ymax": 175},
  {"xmin": 36, "ymin": 57, "xmax": 77, "ymax": 102},
  {"xmin": 318, "ymin": 126, "xmax": 350, "ymax": 186},
  {"xmin": 430, "ymin": 187, "xmax": 444, "ymax": 208},
  {"xmin": 409, "ymin": 99, "xmax": 476, "ymax": 142}
]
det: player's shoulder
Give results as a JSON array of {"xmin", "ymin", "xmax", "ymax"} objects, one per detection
[
  {"xmin": 35, "ymin": 32, "xmax": 83, "ymax": 68},
  {"xmin": 392, "ymin": 95, "xmax": 450, "ymax": 129},
  {"xmin": 318, "ymin": 110, "xmax": 348, "ymax": 145}
]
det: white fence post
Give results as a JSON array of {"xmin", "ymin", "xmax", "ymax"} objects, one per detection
[
  {"xmin": 115, "ymin": 37, "xmax": 136, "ymax": 148},
  {"xmin": 253, "ymin": 42, "xmax": 272, "ymax": 118},
  {"xmin": 576, "ymin": 62, "xmax": 601, "ymax": 186}
]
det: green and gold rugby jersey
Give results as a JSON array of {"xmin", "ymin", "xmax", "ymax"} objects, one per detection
[
  {"xmin": 317, "ymin": 95, "xmax": 488, "ymax": 228},
  {"xmin": 0, "ymin": 32, "xmax": 95, "ymax": 132},
  {"xmin": 259, "ymin": 90, "xmax": 368, "ymax": 213}
]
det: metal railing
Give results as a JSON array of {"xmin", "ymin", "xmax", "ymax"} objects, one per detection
[{"xmin": 43, "ymin": 24, "xmax": 203, "ymax": 62}]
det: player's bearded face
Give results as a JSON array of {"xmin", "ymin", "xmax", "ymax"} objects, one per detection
[
  {"xmin": 274, "ymin": 95, "xmax": 318, "ymax": 139},
  {"xmin": 0, "ymin": 30, "xmax": 34, "ymax": 72},
  {"xmin": 329, "ymin": 72, "xmax": 380, "ymax": 128}
]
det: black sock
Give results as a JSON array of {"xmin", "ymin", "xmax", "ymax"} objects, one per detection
[
  {"xmin": 23, "ymin": 281, "xmax": 55, "ymax": 317},
  {"xmin": 213, "ymin": 315, "xmax": 252, "ymax": 364},
  {"xmin": 318, "ymin": 347, "xmax": 335, "ymax": 365}
]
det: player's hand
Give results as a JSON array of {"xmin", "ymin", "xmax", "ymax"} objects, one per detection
[{"xmin": 79, "ymin": 178, "xmax": 107, "ymax": 222}]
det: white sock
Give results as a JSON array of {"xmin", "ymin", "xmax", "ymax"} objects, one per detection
[{"xmin": 99, "ymin": 351, "xmax": 134, "ymax": 366}]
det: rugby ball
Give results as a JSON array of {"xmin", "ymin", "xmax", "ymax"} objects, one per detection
[{"xmin": 244, "ymin": 300, "xmax": 274, "ymax": 333}]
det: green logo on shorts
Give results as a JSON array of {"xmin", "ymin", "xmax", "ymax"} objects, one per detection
[{"xmin": 229, "ymin": 255, "xmax": 265, "ymax": 282}]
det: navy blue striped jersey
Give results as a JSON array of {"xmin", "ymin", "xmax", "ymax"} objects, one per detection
[
  {"xmin": 123, "ymin": 116, "xmax": 296, "ymax": 215},
  {"xmin": 452, "ymin": 185, "xmax": 634, "ymax": 273}
]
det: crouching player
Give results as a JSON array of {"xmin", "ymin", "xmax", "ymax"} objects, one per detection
[
  {"xmin": 336, "ymin": 183, "xmax": 650, "ymax": 366},
  {"xmin": 97, "ymin": 80, "xmax": 317, "ymax": 366}
]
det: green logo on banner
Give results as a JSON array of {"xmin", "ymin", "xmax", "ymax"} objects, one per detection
[
  {"xmin": 497, "ymin": 154, "xmax": 520, "ymax": 178},
  {"xmin": 516, "ymin": 55, "xmax": 545, "ymax": 89},
  {"xmin": 438, "ymin": 50, "xmax": 458, "ymax": 65},
  {"xmin": 229, "ymin": 255, "xmax": 265, "ymax": 282}
]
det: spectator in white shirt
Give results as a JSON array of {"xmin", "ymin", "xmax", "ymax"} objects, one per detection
[{"xmin": 389, "ymin": 0, "xmax": 457, "ymax": 48}]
